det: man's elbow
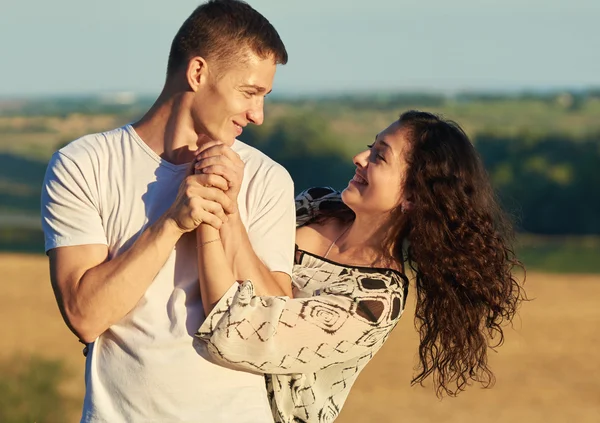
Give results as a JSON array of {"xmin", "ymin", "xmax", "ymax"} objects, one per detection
[
  {"xmin": 62, "ymin": 304, "xmax": 103, "ymax": 344},
  {"xmin": 74, "ymin": 326, "xmax": 101, "ymax": 345}
]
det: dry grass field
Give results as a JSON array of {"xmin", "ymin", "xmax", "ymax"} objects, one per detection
[{"xmin": 1, "ymin": 253, "xmax": 599, "ymax": 422}]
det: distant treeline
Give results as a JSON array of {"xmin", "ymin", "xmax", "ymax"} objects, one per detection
[
  {"xmin": 240, "ymin": 113, "xmax": 600, "ymax": 236},
  {"xmin": 1, "ymin": 91, "xmax": 599, "ymax": 240},
  {"xmin": 2, "ymin": 88, "xmax": 600, "ymax": 116},
  {"xmin": 0, "ymin": 96, "xmax": 154, "ymax": 118},
  {"xmin": 278, "ymin": 88, "xmax": 600, "ymax": 112},
  {"xmin": 477, "ymin": 133, "xmax": 599, "ymax": 234}
]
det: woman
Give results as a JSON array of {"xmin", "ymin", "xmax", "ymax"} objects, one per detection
[{"xmin": 194, "ymin": 110, "xmax": 525, "ymax": 422}]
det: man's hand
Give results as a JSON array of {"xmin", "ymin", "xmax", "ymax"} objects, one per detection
[
  {"xmin": 165, "ymin": 172, "xmax": 235, "ymax": 233},
  {"xmin": 194, "ymin": 141, "xmax": 244, "ymax": 213}
]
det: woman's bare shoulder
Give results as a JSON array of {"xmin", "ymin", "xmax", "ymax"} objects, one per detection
[{"xmin": 295, "ymin": 219, "xmax": 346, "ymax": 256}]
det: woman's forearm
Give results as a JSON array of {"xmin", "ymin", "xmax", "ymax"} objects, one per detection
[
  {"xmin": 196, "ymin": 224, "xmax": 236, "ymax": 315},
  {"xmin": 220, "ymin": 214, "xmax": 292, "ymax": 297},
  {"xmin": 197, "ymin": 278, "xmax": 403, "ymax": 375}
]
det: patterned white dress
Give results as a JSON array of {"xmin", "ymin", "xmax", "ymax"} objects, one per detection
[{"xmin": 197, "ymin": 187, "xmax": 409, "ymax": 423}]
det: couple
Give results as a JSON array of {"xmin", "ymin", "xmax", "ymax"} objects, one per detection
[{"xmin": 41, "ymin": 1, "xmax": 525, "ymax": 422}]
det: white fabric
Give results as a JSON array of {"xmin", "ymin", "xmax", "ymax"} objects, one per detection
[
  {"xmin": 196, "ymin": 187, "xmax": 408, "ymax": 422},
  {"xmin": 41, "ymin": 124, "xmax": 295, "ymax": 423},
  {"xmin": 197, "ymin": 259, "xmax": 407, "ymax": 423}
]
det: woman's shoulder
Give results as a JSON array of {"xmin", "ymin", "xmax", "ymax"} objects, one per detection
[
  {"xmin": 295, "ymin": 187, "xmax": 345, "ymax": 227},
  {"xmin": 333, "ymin": 261, "xmax": 408, "ymax": 288},
  {"xmin": 295, "ymin": 248, "xmax": 408, "ymax": 290},
  {"xmin": 295, "ymin": 186, "xmax": 342, "ymax": 212}
]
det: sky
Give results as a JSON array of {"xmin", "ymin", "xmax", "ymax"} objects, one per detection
[{"xmin": 1, "ymin": 0, "xmax": 599, "ymax": 97}]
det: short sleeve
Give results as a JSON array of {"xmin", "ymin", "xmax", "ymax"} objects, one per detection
[
  {"xmin": 294, "ymin": 187, "xmax": 344, "ymax": 227},
  {"xmin": 41, "ymin": 151, "xmax": 107, "ymax": 253},
  {"xmin": 246, "ymin": 165, "xmax": 296, "ymax": 277}
]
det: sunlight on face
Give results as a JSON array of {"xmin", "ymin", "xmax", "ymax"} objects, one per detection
[
  {"xmin": 192, "ymin": 51, "xmax": 277, "ymax": 145},
  {"xmin": 342, "ymin": 120, "xmax": 410, "ymax": 217}
]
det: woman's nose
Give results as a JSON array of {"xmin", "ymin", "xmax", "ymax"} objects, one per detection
[{"xmin": 353, "ymin": 149, "xmax": 370, "ymax": 168}]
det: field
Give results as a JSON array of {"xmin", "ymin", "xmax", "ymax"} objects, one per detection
[
  {"xmin": 2, "ymin": 253, "xmax": 599, "ymax": 422},
  {"xmin": 1, "ymin": 94, "xmax": 599, "ymax": 421}
]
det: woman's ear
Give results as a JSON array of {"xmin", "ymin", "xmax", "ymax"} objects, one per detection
[{"xmin": 401, "ymin": 200, "xmax": 414, "ymax": 213}]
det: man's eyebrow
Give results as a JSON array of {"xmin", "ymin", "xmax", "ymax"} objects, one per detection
[{"xmin": 240, "ymin": 84, "xmax": 272, "ymax": 95}]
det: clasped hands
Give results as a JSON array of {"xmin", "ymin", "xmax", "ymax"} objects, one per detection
[{"xmin": 165, "ymin": 141, "xmax": 244, "ymax": 234}]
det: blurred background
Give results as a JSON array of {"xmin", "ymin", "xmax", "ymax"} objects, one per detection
[{"xmin": 1, "ymin": 0, "xmax": 599, "ymax": 422}]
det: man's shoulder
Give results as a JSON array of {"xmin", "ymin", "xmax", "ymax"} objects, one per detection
[
  {"xmin": 232, "ymin": 139, "xmax": 276, "ymax": 166},
  {"xmin": 233, "ymin": 139, "xmax": 291, "ymax": 180},
  {"xmin": 57, "ymin": 125, "xmax": 129, "ymax": 163}
]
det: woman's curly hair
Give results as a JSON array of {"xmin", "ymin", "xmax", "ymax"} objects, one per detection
[
  {"xmin": 389, "ymin": 110, "xmax": 526, "ymax": 396},
  {"xmin": 315, "ymin": 110, "xmax": 526, "ymax": 396}
]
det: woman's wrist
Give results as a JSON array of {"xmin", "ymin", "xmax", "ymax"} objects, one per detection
[
  {"xmin": 219, "ymin": 212, "xmax": 243, "ymax": 238},
  {"xmin": 197, "ymin": 223, "xmax": 220, "ymax": 245}
]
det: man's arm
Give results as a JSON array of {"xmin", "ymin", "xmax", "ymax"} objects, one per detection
[
  {"xmin": 45, "ymin": 153, "xmax": 233, "ymax": 343},
  {"xmin": 50, "ymin": 216, "xmax": 183, "ymax": 343}
]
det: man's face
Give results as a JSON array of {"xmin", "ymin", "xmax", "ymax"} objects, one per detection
[{"xmin": 192, "ymin": 52, "xmax": 276, "ymax": 145}]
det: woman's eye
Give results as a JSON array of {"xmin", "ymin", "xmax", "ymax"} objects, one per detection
[{"xmin": 366, "ymin": 144, "xmax": 385, "ymax": 162}]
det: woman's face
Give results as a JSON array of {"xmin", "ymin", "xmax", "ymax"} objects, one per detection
[{"xmin": 342, "ymin": 120, "xmax": 409, "ymax": 217}]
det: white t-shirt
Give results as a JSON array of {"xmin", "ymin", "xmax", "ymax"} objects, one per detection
[{"xmin": 41, "ymin": 125, "xmax": 296, "ymax": 423}]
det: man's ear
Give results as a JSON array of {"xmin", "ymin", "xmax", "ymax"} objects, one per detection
[{"xmin": 186, "ymin": 56, "xmax": 209, "ymax": 92}]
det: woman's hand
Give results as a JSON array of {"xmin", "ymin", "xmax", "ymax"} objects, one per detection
[{"xmin": 194, "ymin": 141, "xmax": 244, "ymax": 215}]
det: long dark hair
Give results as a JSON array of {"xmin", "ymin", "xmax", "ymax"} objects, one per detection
[
  {"xmin": 396, "ymin": 110, "xmax": 526, "ymax": 396},
  {"xmin": 323, "ymin": 110, "xmax": 526, "ymax": 396}
]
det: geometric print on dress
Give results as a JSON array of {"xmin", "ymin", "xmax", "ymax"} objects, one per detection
[
  {"xmin": 294, "ymin": 186, "xmax": 343, "ymax": 229},
  {"xmin": 198, "ymin": 260, "xmax": 408, "ymax": 422},
  {"xmin": 196, "ymin": 187, "xmax": 411, "ymax": 423}
]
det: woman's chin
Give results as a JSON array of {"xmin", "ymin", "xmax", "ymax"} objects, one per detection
[{"xmin": 341, "ymin": 187, "xmax": 358, "ymax": 208}]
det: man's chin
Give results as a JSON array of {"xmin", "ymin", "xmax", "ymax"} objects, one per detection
[
  {"xmin": 216, "ymin": 138, "xmax": 235, "ymax": 147},
  {"xmin": 217, "ymin": 131, "xmax": 237, "ymax": 146},
  {"xmin": 198, "ymin": 131, "xmax": 235, "ymax": 146}
]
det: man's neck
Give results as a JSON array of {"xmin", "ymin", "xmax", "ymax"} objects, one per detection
[{"xmin": 132, "ymin": 90, "xmax": 207, "ymax": 165}]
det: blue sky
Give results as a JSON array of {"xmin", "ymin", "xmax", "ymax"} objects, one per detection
[{"xmin": 1, "ymin": 0, "xmax": 598, "ymax": 97}]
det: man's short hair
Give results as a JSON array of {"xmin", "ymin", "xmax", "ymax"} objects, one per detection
[{"xmin": 167, "ymin": 0, "xmax": 288, "ymax": 77}]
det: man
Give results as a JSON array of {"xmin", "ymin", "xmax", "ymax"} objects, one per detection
[{"xmin": 41, "ymin": 1, "xmax": 295, "ymax": 422}]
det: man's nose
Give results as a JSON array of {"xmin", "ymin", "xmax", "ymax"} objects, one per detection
[{"xmin": 247, "ymin": 102, "xmax": 264, "ymax": 126}]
